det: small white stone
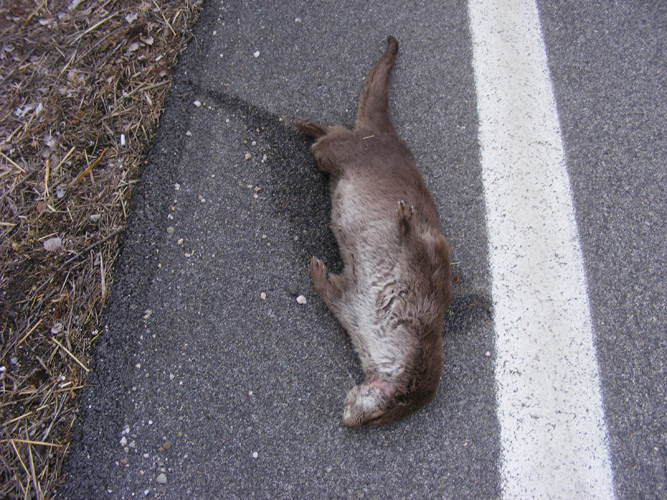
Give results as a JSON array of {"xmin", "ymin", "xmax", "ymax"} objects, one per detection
[
  {"xmin": 43, "ymin": 237, "xmax": 62, "ymax": 252},
  {"xmin": 244, "ymin": 152, "xmax": 252, "ymax": 160},
  {"xmin": 186, "ymin": 130, "xmax": 192, "ymax": 136},
  {"xmin": 296, "ymin": 295, "xmax": 307, "ymax": 305},
  {"xmin": 126, "ymin": 41, "xmax": 140, "ymax": 53},
  {"xmin": 253, "ymin": 51, "xmax": 260, "ymax": 58},
  {"xmin": 120, "ymin": 436, "xmax": 128, "ymax": 447},
  {"xmin": 485, "ymin": 351, "xmax": 491, "ymax": 357},
  {"xmin": 252, "ymin": 451, "xmax": 258, "ymax": 459},
  {"xmin": 193, "ymin": 100, "xmax": 202, "ymax": 107},
  {"xmin": 260, "ymin": 292, "xmax": 266, "ymax": 301},
  {"xmin": 156, "ymin": 473, "xmax": 167, "ymax": 484}
]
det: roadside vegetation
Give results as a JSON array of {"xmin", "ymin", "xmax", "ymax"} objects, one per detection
[{"xmin": 0, "ymin": 1, "xmax": 202, "ymax": 497}]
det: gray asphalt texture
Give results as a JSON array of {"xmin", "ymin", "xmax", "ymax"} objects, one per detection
[
  {"xmin": 539, "ymin": 2, "xmax": 667, "ymax": 498},
  {"xmin": 58, "ymin": 1, "xmax": 666, "ymax": 499}
]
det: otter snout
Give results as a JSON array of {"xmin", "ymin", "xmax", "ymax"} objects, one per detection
[{"xmin": 343, "ymin": 380, "xmax": 395, "ymax": 427}]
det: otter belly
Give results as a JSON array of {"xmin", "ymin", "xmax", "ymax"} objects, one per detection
[{"xmin": 329, "ymin": 178, "xmax": 411, "ymax": 376}]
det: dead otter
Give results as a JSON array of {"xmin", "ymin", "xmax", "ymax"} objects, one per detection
[{"xmin": 297, "ymin": 36, "xmax": 452, "ymax": 427}]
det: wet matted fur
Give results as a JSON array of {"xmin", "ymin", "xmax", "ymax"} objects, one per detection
[{"xmin": 297, "ymin": 37, "xmax": 452, "ymax": 427}]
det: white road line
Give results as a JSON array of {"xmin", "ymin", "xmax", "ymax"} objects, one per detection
[{"xmin": 466, "ymin": 0, "xmax": 615, "ymax": 498}]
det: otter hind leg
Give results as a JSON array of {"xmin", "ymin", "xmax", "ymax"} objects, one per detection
[{"xmin": 296, "ymin": 120, "xmax": 329, "ymax": 138}]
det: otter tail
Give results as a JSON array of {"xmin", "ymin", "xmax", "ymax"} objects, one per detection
[{"xmin": 355, "ymin": 36, "xmax": 399, "ymax": 133}]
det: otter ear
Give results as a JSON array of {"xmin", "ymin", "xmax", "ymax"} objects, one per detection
[
  {"xmin": 368, "ymin": 378, "xmax": 396, "ymax": 396},
  {"xmin": 295, "ymin": 120, "xmax": 329, "ymax": 138}
]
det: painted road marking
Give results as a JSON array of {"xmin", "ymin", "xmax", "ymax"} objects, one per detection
[{"xmin": 467, "ymin": 0, "xmax": 615, "ymax": 498}]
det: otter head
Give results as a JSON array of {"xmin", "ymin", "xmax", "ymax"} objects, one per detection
[
  {"xmin": 342, "ymin": 378, "xmax": 435, "ymax": 427},
  {"xmin": 342, "ymin": 374, "xmax": 440, "ymax": 428},
  {"xmin": 343, "ymin": 379, "xmax": 395, "ymax": 427}
]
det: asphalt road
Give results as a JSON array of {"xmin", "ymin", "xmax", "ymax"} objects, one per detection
[{"xmin": 59, "ymin": 1, "xmax": 666, "ymax": 498}]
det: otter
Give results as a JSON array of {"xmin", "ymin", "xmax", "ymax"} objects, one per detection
[{"xmin": 296, "ymin": 36, "xmax": 452, "ymax": 427}]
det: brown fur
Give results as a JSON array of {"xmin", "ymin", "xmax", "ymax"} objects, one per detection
[{"xmin": 297, "ymin": 36, "xmax": 452, "ymax": 427}]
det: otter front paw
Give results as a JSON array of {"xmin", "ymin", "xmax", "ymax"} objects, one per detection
[
  {"xmin": 310, "ymin": 256, "xmax": 329, "ymax": 290},
  {"xmin": 397, "ymin": 200, "xmax": 415, "ymax": 237}
]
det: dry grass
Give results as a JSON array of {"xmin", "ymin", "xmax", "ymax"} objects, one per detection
[{"xmin": 0, "ymin": 1, "xmax": 202, "ymax": 497}]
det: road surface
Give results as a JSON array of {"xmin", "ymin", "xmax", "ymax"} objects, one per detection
[{"xmin": 59, "ymin": 1, "xmax": 666, "ymax": 498}]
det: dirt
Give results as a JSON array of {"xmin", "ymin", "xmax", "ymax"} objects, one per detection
[{"xmin": 0, "ymin": 1, "xmax": 202, "ymax": 498}]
